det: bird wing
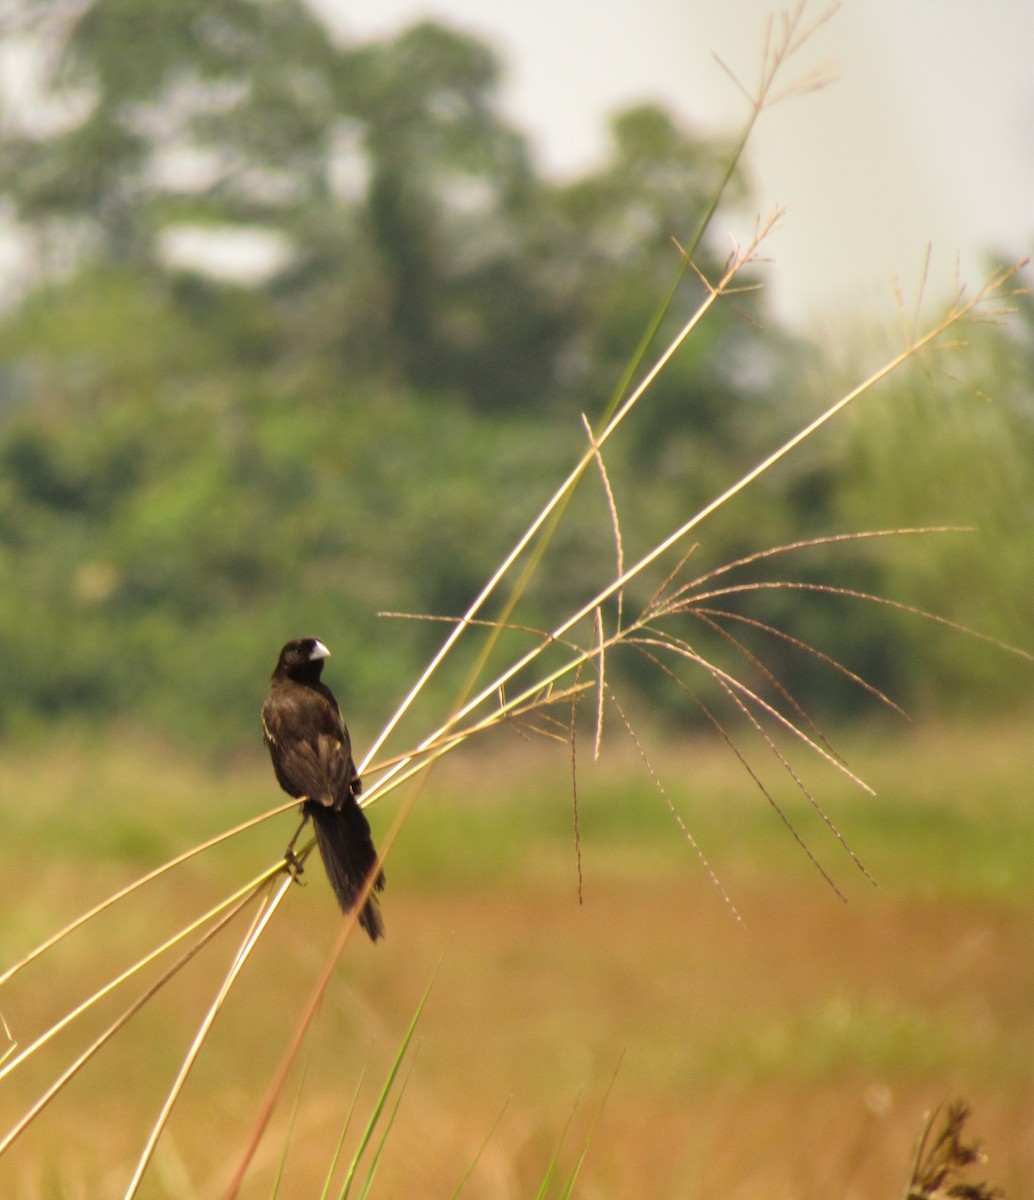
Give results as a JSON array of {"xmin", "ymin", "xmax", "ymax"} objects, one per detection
[{"xmin": 262, "ymin": 682, "xmax": 359, "ymax": 808}]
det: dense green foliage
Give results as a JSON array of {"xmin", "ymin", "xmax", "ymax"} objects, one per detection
[{"xmin": 0, "ymin": 0, "xmax": 1031, "ymax": 747}]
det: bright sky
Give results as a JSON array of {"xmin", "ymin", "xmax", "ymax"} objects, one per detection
[{"xmin": 312, "ymin": 0, "xmax": 1034, "ymax": 332}]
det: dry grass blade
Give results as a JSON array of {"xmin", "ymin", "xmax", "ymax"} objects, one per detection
[
  {"xmin": 595, "ymin": 0, "xmax": 830, "ymax": 431},
  {"xmin": 582, "ymin": 412, "xmax": 625, "ymax": 633},
  {"xmin": 123, "ymin": 878, "xmax": 293, "ymax": 1197},
  {"xmin": 361, "ymin": 221, "xmax": 776, "ymax": 783},
  {"xmin": 695, "ymin": 605, "xmax": 908, "ymax": 720},
  {"xmin": 375, "ymin": 259, "xmax": 1027, "ymax": 793},
  {"xmin": 630, "ymin": 631, "xmax": 875, "ymax": 797},
  {"xmin": 0, "ymin": 874, "xmax": 275, "ymax": 1158},
  {"xmin": 629, "ymin": 639, "xmax": 852, "ymax": 901},
  {"xmin": 608, "ymin": 689, "xmax": 743, "ymax": 926},
  {"xmin": 223, "ymin": 768, "xmax": 445, "ymax": 1197},
  {"xmin": 355, "ymin": 679, "xmax": 595, "ymax": 814},
  {"xmin": 680, "ymin": 527, "xmax": 974, "ymax": 597},
  {"xmin": 0, "ymin": 798, "xmax": 299, "ymax": 990},
  {"xmin": 0, "ymin": 1013, "xmax": 13, "ymax": 1068},
  {"xmin": 223, "ymin": 898, "xmax": 373, "ymax": 1198},
  {"xmin": 0, "ymin": 865, "xmax": 286, "ymax": 1087},
  {"xmin": 687, "ymin": 579, "xmax": 1034, "ymax": 665},
  {"xmin": 367, "ymin": 529, "xmax": 1010, "ymax": 885},
  {"xmin": 4, "ymin": 9, "xmax": 1027, "ymax": 1188},
  {"xmin": 569, "ymin": 667, "xmax": 585, "ymax": 905},
  {"xmin": 13, "ymin": 49, "xmax": 1031, "ymax": 1200}
]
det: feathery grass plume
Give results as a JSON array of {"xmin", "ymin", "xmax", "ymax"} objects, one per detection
[{"xmin": 359, "ymin": 267, "xmax": 1029, "ymax": 922}]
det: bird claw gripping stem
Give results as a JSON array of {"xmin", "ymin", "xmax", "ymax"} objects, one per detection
[{"xmin": 282, "ymin": 846, "xmax": 307, "ymax": 886}]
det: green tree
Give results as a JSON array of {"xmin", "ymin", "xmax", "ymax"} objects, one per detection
[
  {"xmin": 0, "ymin": 0, "xmax": 792, "ymax": 745},
  {"xmin": 2, "ymin": 3, "xmax": 753, "ymax": 412}
]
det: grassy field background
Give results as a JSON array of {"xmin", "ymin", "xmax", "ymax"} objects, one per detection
[{"xmin": 0, "ymin": 713, "xmax": 1031, "ymax": 1198}]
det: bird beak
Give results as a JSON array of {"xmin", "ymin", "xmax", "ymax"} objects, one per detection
[{"xmin": 310, "ymin": 640, "xmax": 331, "ymax": 660}]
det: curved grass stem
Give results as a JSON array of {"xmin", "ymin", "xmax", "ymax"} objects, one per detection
[
  {"xmin": 0, "ymin": 873, "xmax": 278, "ymax": 1159},
  {"xmin": 0, "ymin": 865, "xmax": 285, "ymax": 1088},
  {"xmin": 0, "ymin": 799, "xmax": 298, "ymax": 991},
  {"xmin": 123, "ymin": 874, "xmax": 295, "ymax": 1199},
  {"xmin": 361, "ymin": 260, "xmax": 1025, "ymax": 805}
]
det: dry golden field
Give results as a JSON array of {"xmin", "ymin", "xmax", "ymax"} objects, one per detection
[{"xmin": 0, "ymin": 715, "xmax": 1031, "ymax": 1198}]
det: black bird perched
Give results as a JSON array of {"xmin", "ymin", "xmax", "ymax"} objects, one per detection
[{"xmin": 261, "ymin": 637, "xmax": 385, "ymax": 941}]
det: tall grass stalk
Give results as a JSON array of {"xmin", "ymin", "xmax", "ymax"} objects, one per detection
[
  {"xmin": 0, "ymin": 873, "xmax": 279, "ymax": 1159},
  {"xmin": 363, "ymin": 261, "xmax": 1026, "ymax": 808},
  {"xmin": 448, "ymin": 0, "xmax": 838, "ymax": 711},
  {"xmin": 122, "ymin": 879, "xmax": 292, "ymax": 1200},
  {"xmin": 229, "ymin": 248, "xmax": 1023, "ymax": 1193},
  {"xmin": 0, "ymin": 0, "xmax": 1028, "ymax": 1189}
]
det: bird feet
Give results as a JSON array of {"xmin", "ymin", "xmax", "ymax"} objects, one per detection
[
  {"xmin": 282, "ymin": 846, "xmax": 306, "ymax": 885},
  {"xmin": 281, "ymin": 810, "xmax": 310, "ymax": 886}
]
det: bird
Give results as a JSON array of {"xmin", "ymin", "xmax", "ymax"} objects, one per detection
[{"xmin": 261, "ymin": 637, "xmax": 385, "ymax": 941}]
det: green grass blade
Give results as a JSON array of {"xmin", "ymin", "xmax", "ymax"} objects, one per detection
[
  {"xmin": 268, "ymin": 1031, "xmax": 317, "ymax": 1200},
  {"xmin": 533, "ymin": 1094, "xmax": 580, "ymax": 1200},
  {"xmin": 319, "ymin": 1065, "xmax": 368, "ymax": 1200},
  {"xmin": 337, "ymin": 958, "xmax": 442, "ymax": 1199},
  {"xmin": 449, "ymin": 1099, "xmax": 510, "ymax": 1200},
  {"xmin": 355, "ymin": 1046, "xmax": 421, "ymax": 1200},
  {"xmin": 556, "ymin": 1054, "xmax": 624, "ymax": 1200}
]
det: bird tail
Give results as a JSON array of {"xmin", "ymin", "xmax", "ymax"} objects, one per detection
[{"xmin": 308, "ymin": 800, "xmax": 386, "ymax": 941}]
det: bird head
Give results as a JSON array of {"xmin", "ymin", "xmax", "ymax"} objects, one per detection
[{"xmin": 274, "ymin": 637, "xmax": 331, "ymax": 681}]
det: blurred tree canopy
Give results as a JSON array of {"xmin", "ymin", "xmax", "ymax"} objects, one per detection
[
  {"xmin": 0, "ymin": 0, "xmax": 1030, "ymax": 747},
  {"xmin": 0, "ymin": 0, "xmax": 748, "ymax": 414}
]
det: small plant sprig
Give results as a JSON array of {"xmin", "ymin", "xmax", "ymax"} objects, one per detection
[{"xmin": 905, "ymin": 1100, "xmax": 1004, "ymax": 1200}]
